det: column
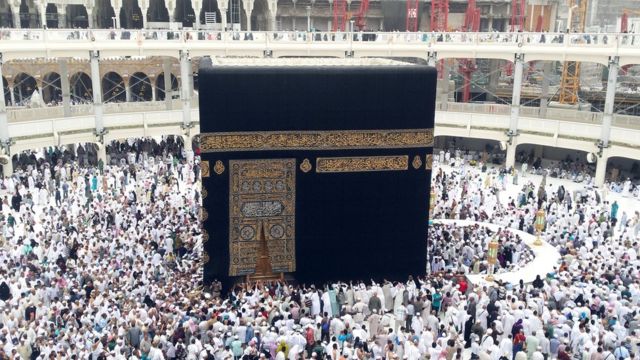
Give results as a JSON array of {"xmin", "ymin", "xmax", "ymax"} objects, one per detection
[
  {"xmin": 12, "ymin": 9, "xmax": 20, "ymax": 28},
  {"xmin": 539, "ymin": 61, "xmax": 551, "ymax": 118},
  {"xmin": 600, "ymin": 56, "xmax": 618, "ymax": 148},
  {"xmin": 9, "ymin": 87, "xmax": 15, "ymax": 106},
  {"xmin": 180, "ymin": 50, "xmax": 192, "ymax": 127},
  {"xmin": 427, "ymin": 51, "xmax": 437, "ymax": 67},
  {"xmin": 243, "ymin": 0, "xmax": 253, "ymax": 31},
  {"xmin": 58, "ymin": 6, "xmax": 66, "ymax": 28},
  {"xmin": 595, "ymin": 150, "xmax": 609, "ymax": 188},
  {"xmin": 439, "ymin": 62, "xmax": 450, "ymax": 110},
  {"xmin": 163, "ymin": 59, "xmax": 173, "ymax": 110},
  {"xmin": 59, "ymin": 58, "xmax": 71, "ymax": 117},
  {"xmin": 86, "ymin": 5, "xmax": 94, "ymax": 28},
  {"xmin": 90, "ymin": 51, "xmax": 105, "ymax": 135},
  {"xmin": 39, "ymin": 1, "xmax": 46, "ymax": 28},
  {"xmin": 219, "ymin": 0, "xmax": 228, "ymax": 30},
  {"xmin": 150, "ymin": 79, "xmax": 156, "ymax": 101},
  {"xmin": 506, "ymin": 53, "xmax": 524, "ymax": 169},
  {"xmin": 125, "ymin": 81, "xmax": 131, "ymax": 102}
]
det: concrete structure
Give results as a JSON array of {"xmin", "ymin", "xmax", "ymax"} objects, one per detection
[{"xmin": 0, "ymin": 29, "xmax": 639, "ymax": 187}]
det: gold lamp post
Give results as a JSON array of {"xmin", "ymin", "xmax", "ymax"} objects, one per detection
[
  {"xmin": 429, "ymin": 188, "xmax": 436, "ymax": 220},
  {"xmin": 485, "ymin": 237, "xmax": 499, "ymax": 282},
  {"xmin": 534, "ymin": 208, "xmax": 546, "ymax": 246}
]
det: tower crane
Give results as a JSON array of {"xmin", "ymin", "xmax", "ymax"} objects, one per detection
[
  {"xmin": 558, "ymin": 0, "xmax": 588, "ymax": 104},
  {"xmin": 332, "ymin": 0, "xmax": 347, "ymax": 31},
  {"xmin": 430, "ymin": 0, "xmax": 449, "ymax": 78},
  {"xmin": 354, "ymin": 0, "xmax": 370, "ymax": 30},
  {"xmin": 406, "ymin": 0, "xmax": 419, "ymax": 31},
  {"xmin": 458, "ymin": 0, "xmax": 480, "ymax": 102}
]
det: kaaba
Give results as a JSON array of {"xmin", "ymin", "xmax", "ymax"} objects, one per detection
[{"xmin": 199, "ymin": 58, "xmax": 436, "ymax": 290}]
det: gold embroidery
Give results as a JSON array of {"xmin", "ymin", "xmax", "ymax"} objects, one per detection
[
  {"xmin": 201, "ymin": 208, "xmax": 209, "ymax": 222},
  {"xmin": 229, "ymin": 159, "xmax": 296, "ymax": 276},
  {"xmin": 214, "ymin": 160, "xmax": 225, "ymax": 175},
  {"xmin": 202, "ymin": 187, "xmax": 208, "ymax": 199},
  {"xmin": 200, "ymin": 129, "xmax": 434, "ymax": 152},
  {"xmin": 300, "ymin": 159, "xmax": 312, "ymax": 173},
  {"xmin": 425, "ymin": 154, "xmax": 433, "ymax": 170},
  {"xmin": 202, "ymin": 252, "xmax": 210, "ymax": 264},
  {"xmin": 412, "ymin": 155, "xmax": 423, "ymax": 170},
  {"xmin": 201, "ymin": 161, "xmax": 210, "ymax": 178},
  {"xmin": 316, "ymin": 156, "xmax": 409, "ymax": 173},
  {"xmin": 202, "ymin": 230, "xmax": 210, "ymax": 243}
]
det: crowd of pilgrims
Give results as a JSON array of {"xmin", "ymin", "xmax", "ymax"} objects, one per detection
[
  {"xmin": 0, "ymin": 139, "xmax": 636, "ymax": 360},
  {"xmin": 428, "ymin": 224, "xmax": 534, "ymax": 276}
]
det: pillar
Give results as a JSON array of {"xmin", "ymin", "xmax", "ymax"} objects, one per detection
[
  {"xmin": 58, "ymin": 6, "xmax": 66, "ymax": 28},
  {"xmin": 125, "ymin": 79, "xmax": 131, "ymax": 102},
  {"xmin": 180, "ymin": 51, "xmax": 192, "ymax": 127},
  {"xmin": 0, "ymin": 54, "xmax": 10, "ymax": 156},
  {"xmin": 267, "ymin": 0, "xmax": 277, "ymax": 31},
  {"xmin": 150, "ymin": 79, "xmax": 156, "ymax": 101},
  {"xmin": 539, "ymin": 61, "xmax": 551, "ymax": 118},
  {"xmin": 509, "ymin": 53, "xmax": 524, "ymax": 133},
  {"xmin": 243, "ymin": 0, "xmax": 253, "ymax": 31},
  {"xmin": 9, "ymin": 87, "xmax": 15, "ymax": 106},
  {"xmin": 163, "ymin": 59, "xmax": 173, "ymax": 110},
  {"xmin": 86, "ymin": 5, "xmax": 94, "ymax": 28},
  {"xmin": 219, "ymin": 0, "xmax": 228, "ymax": 30},
  {"xmin": 600, "ymin": 56, "xmax": 618, "ymax": 148},
  {"xmin": 12, "ymin": 9, "xmax": 20, "ymax": 28},
  {"xmin": 427, "ymin": 51, "xmax": 437, "ymax": 67},
  {"xmin": 39, "ymin": 1, "xmax": 46, "ymax": 28},
  {"xmin": 59, "ymin": 58, "xmax": 71, "ymax": 117},
  {"xmin": 90, "ymin": 51, "xmax": 105, "ymax": 134},
  {"xmin": 505, "ymin": 140, "xmax": 517, "ymax": 168},
  {"xmin": 594, "ymin": 150, "xmax": 608, "ymax": 188},
  {"xmin": 439, "ymin": 62, "xmax": 450, "ymax": 110}
]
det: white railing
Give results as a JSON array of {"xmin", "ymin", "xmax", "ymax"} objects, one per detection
[{"xmin": 0, "ymin": 29, "xmax": 639, "ymax": 49}]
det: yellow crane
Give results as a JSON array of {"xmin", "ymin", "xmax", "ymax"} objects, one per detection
[{"xmin": 558, "ymin": 0, "xmax": 588, "ymax": 105}]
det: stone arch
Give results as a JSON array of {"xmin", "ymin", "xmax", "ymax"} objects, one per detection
[
  {"xmin": 0, "ymin": 0, "xmax": 13, "ymax": 27},
  {"xmin": 19, "ymin": 0, "xmax": 33, "ymax": 28},
  {"xmin": 67, "ymin": 4, "xmax": 89, "ymax": 28},
  {"xmin": 250, "ymin": 0, "xmax": 270, "ymax": 30},
  {"xmin": 129, "ymin": 72, "xmax": 152, "ymax": 102},
  {"xmin": 44, "ymin": 3, "xmax": 58, "ymax": 28},
  {"xmin": 175, "ymin": 0, "xmax": 195, "ymax": 27},
  {"xmin": 95, "ymin": 0, "xmax": 116, "ymax": 28},
  {"xmin": 155, "ymin": 73, "xmax": 178, "ymax": 101},
  {"xmin": 102, "ymin": 72, "xmax": 126, "ymax": 103},
  {"xmin": 13, "ymin": 73, "xmax": 38, "ymax": 106},
  {"xmin": 199, "ymin": 0, "xmax": 221, "ymax": 27},
  {"xmin": 41, "ymin": 72, "xmax": 62, "ymax": 105},
  {"xmin": 147, "ymin": 0, "xmax": 169, "ymax": 22},
  {"xmin": 120, "ymin": 0, "xmax": 143, "ymax": 28},
  {"xmin": 69, "ymin": 72, "xmax": 93, "ymax": 104}
]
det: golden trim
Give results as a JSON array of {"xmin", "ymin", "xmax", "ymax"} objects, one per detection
[
  {"xmin": 412, "ymin": 155, "xmax": 423, "ymax": 170},
  {"xmin": 200, "ymin": 129, "xmax": 434, "ymax": 152},
  {"xmin": 425, "ymin": 154, "xmax": 433, "ymax": 170},
  {"xmin": 201, "ymin": 187, "xmax": 208, "ymax": 199},
  {"xmin": 316, "ymin": 155, "xmax": 409, "ymax": 173},
  {"xmin": 300, "ymin": 158, "xmax": 312, "ymax": 173},
  {"xmin": 201, "ymin": 160, "xmax": 210, "ymax": 178},
  {"xmin": 202, "ymin": 230, "xmax": 210, "ymax": 243},
  {"xmin": 201, "ymin": 208, "xmax": 209, "ymax": 222},
  {"xmin": 214, "ymin": 160, "xmax": 225, "ymax": 175},
  {"xmin": 202, "ymin": 252, "xmax": 210, "ymax": 264}
]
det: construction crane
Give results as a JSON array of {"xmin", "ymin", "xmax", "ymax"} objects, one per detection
[
  {"xmin": 332, "ymin": 0, "xmax": 347, "ymax": 31},
  {"xmin": 558, "ymin": 0, "xmax": 588, "ymax": 104},
  {"xmin": 430, "ymin": 0, "xmax": 449, "ymax": 79},
  {"xmin": 458, "ymin": 0, "xmax": 480, "ymax": 102},
  {"xmin": 354, "ymin": 0, "xmax": 370, "ymax": 30},
  {"xmin": 406, "ymin": 0, "xmax": 419, "ymax": 31}
]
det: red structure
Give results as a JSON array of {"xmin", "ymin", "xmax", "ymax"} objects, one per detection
[
  {"xmin": 430, "ymin": 0, "xmax": 449, "ymax": 32},
  {"xmin": 355, "ymin": 0, "xmax": 370, "ymax": 30},
  {"xmin": 332, "ymin": 0, "xmax": 347, "ymax": 31},
  {"xmin": 406, "ymin": 0, "xmax": 419, "ymax": 32},
  {"xmin": 458, "ymin": 0, "xmax": 480, "ymax": 102},
  {"xmin": 430, "ymin": 0, "xmax": 449, "ymax": 79},
  {"xmin": 510, "ymin": 0, "xmax": 526, "ymax": 32}
]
